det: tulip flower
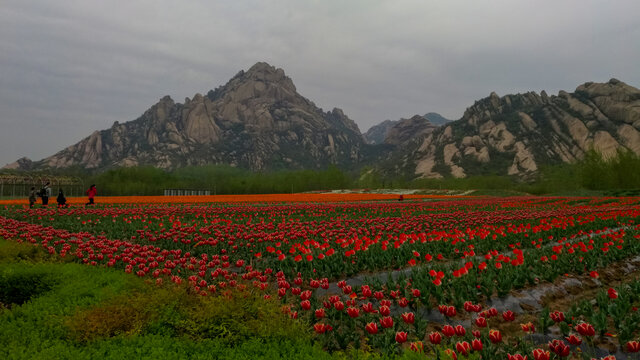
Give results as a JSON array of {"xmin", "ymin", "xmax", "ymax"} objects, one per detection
[
  {"xmin": 365, "ymin": 322, "xmax": 378, "ymax": 335},
  {"xmin": 429, "ymin": 331, "xmax": 442, "ymax": 345},
  {"xmin": 300, "ymin": 300, "xmax": 311, "ymax": 310},
  {"xmin": 346, "ymin": 307, "xmax": 360, "ymax": 318},
  {"xmin": 521, "ymin": 322, "xmax": 535, "ymax": 333},
  {"xmin": 608, "ymin": 287, "xmax": 618, "ymax": 299},
  {"xmin": 397, "ymin": 297, "xmax": 409, "ymax": 307},
  {"xmin": 627, "ymin": 341, "xmax": 640, "ymax": 353},
  {"xmin": 550, "ymin": 311, "xmax": 565, "ymax": 323},
  {"xmin": 471, "ymin": 339, "xmax": 483, "ymax": 351},
  {"xmin": 454, "ymin": 325, "xmax": 466, "ymax": 336},
  {"xmin": 456, "ymin": 341, "xmax": 471, "ymax": 356},
  {"xmin": 444, "ymin": 349, "xmax": 457, "ymax": 360},
  {"xmin": 575, "ymin": 322, "xmax": 595, "ymax": 337},
  {"xmin": 503, "ymin": 310, "xmax": 515, "ymax": 322},
  {"xmin": 532, "ymin": 349, "xmax": 550, "ymax": 360},
  {"xmin": 315, "ymin": 308, "xmax": 325, "ymax": 319},
  {"xmin": 475, "ymin": 316, "xmax": 487, "ymax": 328},
  {"xmin": 410, "ymin": 341, "xmax": 423, "ymax": 353},
  {"xmin": 565, "ymin": 334, "xmax": 581, "ymax": 346},
  {"xmin": 401, "ymin": 312, "xmax": 415, "ymax": 324},
  {"xmin": 361, "ymin": 302, "xmax": 375, "ymax": 313},
  {"xmin": 489, "ymin": 329, "xmax": 502, "ymax": 344},
  {"xmin": 395, "ymin": 331, "xmax": 408, "ymax": 344},
  {"xmin": 379, "ymin": 305, "xmax": 391, "ymax": 316},
  {"xmin": 507, "ymin": 354, "xmax": 528, "ymax": 360},
  {"xmin": 548, "ymin": 339, "xmax": 571, "ymax": 357},
  {"xmin": 314, "ymin": 323, "xmax": 330, "ymax": 334},
  {"xmin": 443, "ymin": 325, "xmax": 455, "ymax": 337},
  {"xmin": 380, "ymin": 316, "xmax": 394, "ymax": 328}
]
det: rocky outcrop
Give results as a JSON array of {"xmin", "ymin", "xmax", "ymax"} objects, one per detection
[
  {"xmin": 381, "ymin": 79, "xmax": 640, "ymax": 179},
  {"xmin": 3, "ymin": 157, "xmax": 33, "ymax": 170},
  {"xmin": 13, "ymin": 62, "xmax": 366, "ymax": 171},
  {"xmin": 363, "ymin": 120, "xmax": 397, "ymax": 145},
  {"xmin": 364, "ymin": 113, "xmax": 450, "ymax": 145},
  {"xmin": 384, "ymin": 115, "xmax": 439, "ymax": 146}
]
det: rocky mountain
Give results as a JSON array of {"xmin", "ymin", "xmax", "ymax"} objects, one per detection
[
  {"xmin": 424, "ymin": 112, "xmax": 451, "ymax": 126},
  {"xmin": 11, "ymin": 62, "xmax": 367, "ymax": 171},
  {"xmin": 363, "ymin": 120, "xmax": 396, "ymax": 145},
  {"xmin": 363, "ymin": 113, "xmax": 448, "ymax": 145},
  {"xmin": 384, "ymin": 79, "xmax": 640, "ymax": 179}
]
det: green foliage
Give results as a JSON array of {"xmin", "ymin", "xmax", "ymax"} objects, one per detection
[
  {"xmin": 0, "ymin": 240, "xmax": 63, "ymax": 263},
  {"xmin": 0, "ymin": 266, "xmax": 57, "ymax": 305},
  {"xmin": 87, "ymin": 164, "xmax": 355, "ymax": 196}
]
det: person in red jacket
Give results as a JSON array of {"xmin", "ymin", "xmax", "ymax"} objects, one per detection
[{"xmin": 86, "ymin": 184, "xmax": 97, "ymax": 206}]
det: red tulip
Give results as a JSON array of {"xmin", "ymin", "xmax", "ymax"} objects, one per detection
[
  {"xmin": 395, "ymin": 331, "xmax": 408, "ymax": 343},
  {"xmin": 471, "ymin": 339, "xmax": 483, "ymax": 351},
  {"xmin": 502, "ymin": 310, "xmax": 515, "ymax": 322},
  {"xmin": 397, "ymin": 297, "xmax": 409, "ymax": 307},
  {"xmin": 300, "ymin": 300, "xmax": 311, "ymax": 310},
  {"xmin": 401, "ymin": 312, "xmax": 415, "ymax": 324},
  {"xmin": 334, "ymin": 301, "xmax": 344, "ymax": 311},
  {"xmin": 548, "ymin": 339, "xmax": 571, "ymax": 357},
  {"xmin": 446, "ymin": 306, "xmax": 457, "ymax": 317},
  {"xmin": 315, "ymin": 308, "xmax": 325, "ymax": 319},
  {"xmin": 361, "ymin": 302, "xmax": 375, "ymax": 313},
  {"xmin": 550, "ymin": 311, "xmax": 565, "ymax": 323},
  {"xmin": 565, "ymin": 334, "xmax": 582, "ymax": 345},
  {"xmin": 532, "ymin": 349, "xmax": 550, "ymax": 360},
  {"xmin": 429, "ymin": 331, "xmax": 442, "ymax": 345},
  {"xmin": 489, "ymin": 329, "xmax": 502, "ymax": 344},
  {"xmin": 411, "ymin": 288, "xmax": 421, "ymax": 298},
  {"xmin": 410, "ymin": 341, "xmax": 423, "ymax": 353},
  {"xmin": 456, "ymin": 341, "xmax": 471, "ymax": 356},
  {"xmin": 608, "ymin": 287, "xmax": 618, "ymax": 299},
  {"xmin": 300, "ymin": 290, "xmax": 312, "ymax": 300},
  {"xmin": 507, "ymin": 354, "xmax": 528, "ymax": 360},
  {"xmin": 475, "ymin": 316, "xmax": 487, "ymax": 328},
  {"xmin": 365, "ymin": 322, "xmax": 378, "ymax": 335},
  {"xmin": 627, "ymin": 341, "xmax": 640, "ymax": 353},
  {"xmin": 380, "ymin": 316, "xmax": 394, "ymax": 328},
  {"xmin": 442, "ymin": 325, "xmax": 455, "ymax": 337},
  {"xmin": 346, "ymin": 307, "xmax": 360, "ymax": 318},
  {"xmin": 521, "ymin": 322, "xmax": 535, "ymax": 333},
  {"xmin": 454, "ymin": 325, "xmax": 466, "ymax": 336},
  {"xmin": 444, "ymin": 349, "xmax": 457, "ymax": 360},
  {"xmin": 575, "ymin": 322, "xmax": 595, "ymax": 337},
  {"xmin": 314, "ymin": 323, "xmax": 330, "ymax": 334},
  {"xmin": 379, "ymin": 305, "xmax": 391, "ymax": 316}
]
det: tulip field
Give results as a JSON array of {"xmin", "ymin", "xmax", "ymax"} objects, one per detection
[{"xmin": 2, "ymin": 194, "xmax": 640, "ymax": 359}]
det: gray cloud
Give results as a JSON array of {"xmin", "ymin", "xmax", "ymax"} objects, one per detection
[{"xmin": 1, "ymin": 0, "xmax": 639, "ymax": 166}]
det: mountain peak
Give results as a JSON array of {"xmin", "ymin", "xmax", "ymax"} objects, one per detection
[{"xmin": 15, "ymin": 63, "xmax": 365, "ymax": 171}]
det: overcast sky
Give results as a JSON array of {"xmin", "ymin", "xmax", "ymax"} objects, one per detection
[{"xmin": 1, "ymin": 0, "xmax": 639, "ymax": 166}]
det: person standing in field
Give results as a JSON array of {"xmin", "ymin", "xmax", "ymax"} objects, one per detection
[
  {"xmin": 86, "ymin": 184, "xmax": 97, "ymax": 206},
  {"xmin": 57, "ymin": 189, "xmax": 68, "ymax": 208},
  {"xmin": 41, "ymin": 182, "xmax": 51, "ymax": 207},
  {"xmin": 29, "ymin": 187, "xmax": 37, "ymax": 208}
]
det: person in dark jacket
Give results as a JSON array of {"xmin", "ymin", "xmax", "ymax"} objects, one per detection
[
  {"xmin": 57, "ymin": 189, "xmax": 68, "ymax": 208},
  {"xmin": 29, "ymin": 187, "xmax": 37, "ymax": 208},
  {"xmin": 41, "ymin": 182, "xmax": 51, "ymax": 207}
]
